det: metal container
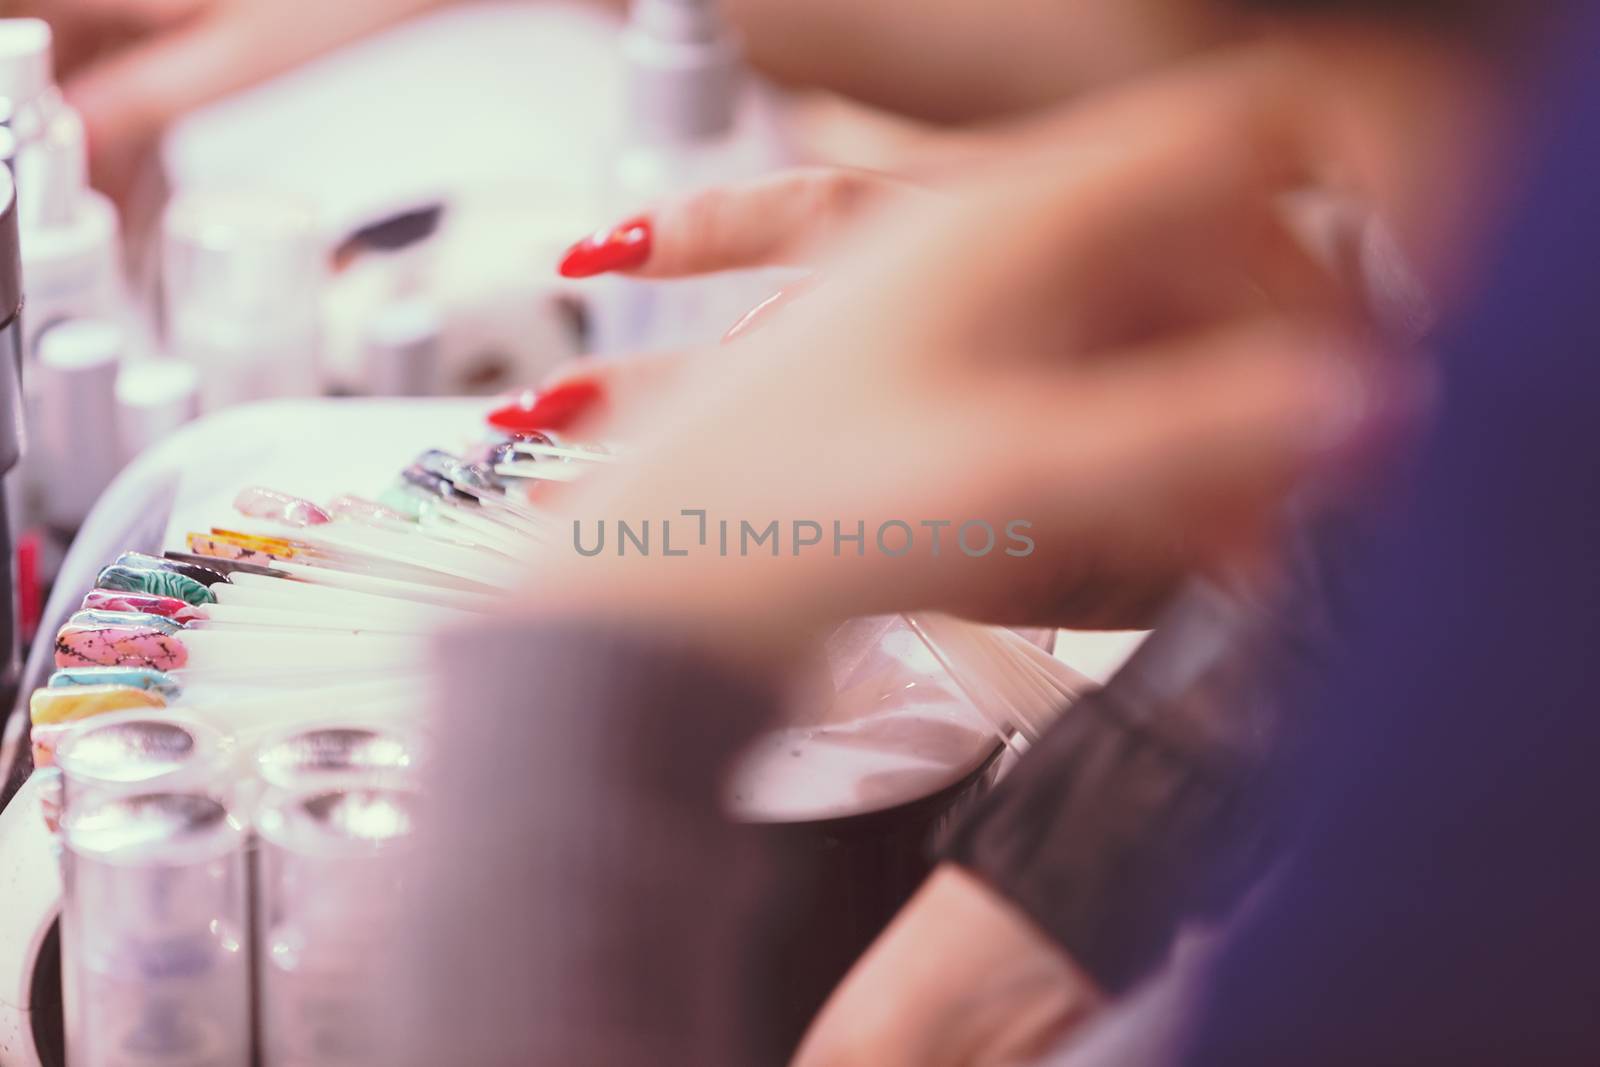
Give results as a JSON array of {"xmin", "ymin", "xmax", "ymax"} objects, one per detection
[
  {"xmin": 255, "ymin": 787, "xmax": 417, "ymax": 1066},
  {"xmin": 59, "ymin": 791, "xmax": 251, "ymax": 1066}
]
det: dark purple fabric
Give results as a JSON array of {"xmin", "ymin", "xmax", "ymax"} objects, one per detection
[{"xmin": 1179, "ymin": 15, "xmax": 1600, "ymax": 1064}]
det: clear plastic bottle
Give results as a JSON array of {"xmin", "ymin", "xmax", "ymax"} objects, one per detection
[{"xmin": 586, "ymin": 0, "xmax": 793, "ymax": 354}]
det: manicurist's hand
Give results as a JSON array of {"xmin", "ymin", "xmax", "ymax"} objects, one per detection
[{"xmin": 530, "ymin": 48, "xmax": 1376, "ymax": 646}]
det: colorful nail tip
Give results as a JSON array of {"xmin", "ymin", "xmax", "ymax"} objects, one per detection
[
  {"xmin": 48, "ymin": 666, "xmax": 182, "ymax": 699},
  {"xmin": 416, "ymin": 449, "xmax": 501, "ymax": 493},
  {"xmin": 113, "ymin": 551, "xmax": 229, "ymax": 588},
  {"xmin": 377, "ymin": 484, "xmax": 429, "ymax": 520},
  {"xmin": 81, "ymin": 590, "xmax": 206, "ymax": 623},
  {"xmin": 326, "ymin": 495, "xmax": 408, "ymax": 525},
  {"xmin": 30, "ymin": 684, "xmax": 167, "ymax": 726},
  {"xmin": 54, "ymin": 624, "xmax": 188, "ymax": 671},
  {"xmin": 234, "ymin": 486, "xmax": 333, "ymax": 527},
  {"xmin": 557, "ymin": 215, "xmax": 652, "ymax": 278},
  {"xmin": 197, "ymin": 529, "xmax": 302, "ymax": 562},
  {"xmin": 68, "ymin": 609, "xmax": 185, "ymax": 636},
  {"xmin": 94, "ymin": 565, "xmax": 216, "ymax": 607},
  {"xmin": 486, "ymin": 380, "xmax": 602, "ymax": 435}
]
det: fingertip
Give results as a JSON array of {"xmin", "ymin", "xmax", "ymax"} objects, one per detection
[{"xmin": 557, "ymin": 216, "xmax": 653, "ymax": 278}]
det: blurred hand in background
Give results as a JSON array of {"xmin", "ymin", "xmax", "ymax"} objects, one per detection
[
  {"xmin": 12, "ymin": 0, "xmax": 447, "ymax": 204},
  {"xmin": 532, "ymin": 47, "xmax": 1375, "ymax": 638}
]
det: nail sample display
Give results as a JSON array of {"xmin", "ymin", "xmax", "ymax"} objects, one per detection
[
  {"xmin": 164, "ymin": 551, "xmax": 283, "ymax": 579},
  {"xmin": 234, "ymin": 486, "xmax": 333, "ymax": 527},
  {"xmin": 68, "ymin": 609, "xmax": 184, "ymax": 636},
  {"xmin": 327, "ymin": 495, "xmax": 409, "ymax": 525},
  {"xmin": 54, "ymin": 622, "xmax": 188, "ymax": 670},
  {"xmin": 212, "ymin": 529, "xmax": 306, "ymax": 559},
  {"xmin": 416, "ymin": 449, "xmax": 501, "ymax": 493},
  {"xmin": 189, "ymin": 531, "xmax": 297, "ymax": 563},
  {"xmin": 53, "ymin": 624, "xmax": 188, "ymax": 671},
  {"xmin": 48, "ymin": 666, "xmax": 183, "ymax": 699},
  {"xmin": 377, "ymin": 483, "xmax": 429, "ymax": 520},
  {"xmin": 31, "ymin": 724, "xmax": 69, "ymax": 769},
  {"xmin": 81, "ymin": 590, "xmax": 206, "ymax": 623},
  {"xmin": 30, "ymin": 684, "xmax": 167, "ymax": 726},
  {"xmin": 95, "ymin": 564, "xmax": 216, "ymax": 606},
  {"xmin": 114, "ymin": 551, "xmax": 229, "ymax": 588}
]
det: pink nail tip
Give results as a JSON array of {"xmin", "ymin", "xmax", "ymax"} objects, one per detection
[
  {"xmin": 234, "ymin": 486, "xmax": 333, "ymax": 527},
  {"xmin": 81, "ymin": 590, "xmax": 206, "ymax": 624},
  {"xmin": 326, "ymin": 494, "xmax": 406, "ymax": 524},
  {"xmin": 54, "ymin": 625, "xmax": 187, "ymax": 671}
]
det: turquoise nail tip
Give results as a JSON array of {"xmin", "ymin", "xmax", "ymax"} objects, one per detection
[
  {"xmin": 48, "ymin": 666, "xmax": 183, "ymax": 699},
  {"xmin": 95, "ymin": 564, "xmax": 217, "ymax": 606}
]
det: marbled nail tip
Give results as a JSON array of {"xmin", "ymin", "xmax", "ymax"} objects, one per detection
[
  {"xmin": 54, "ymin": 624, "xmax": 188, "ymax": 671},
  {"xmin": 94, "ymin": 564, "xmax": 216, "ymax": 606}
]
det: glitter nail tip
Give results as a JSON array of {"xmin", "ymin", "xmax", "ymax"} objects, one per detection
[
  {"xmin": 48, "ymin": 666, "xmax": 183, "ymax": 699},
  {"xmin": 234, "ymin": 486, "xmax": 333, "ymax": 527},
  {"xmin": 95, "ymin": 565, "xmax": 216, "ymax": 606},
  {"xmin": 30, "ymin": 684, "xmax": 168, "ymax": 726},
  {"xmin": 54, "ymin": 624, "xmax": 188, "ymax": 671}
]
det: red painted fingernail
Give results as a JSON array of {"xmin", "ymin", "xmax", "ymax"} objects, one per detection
[
  {"xmin": 722, "ymin": 276, "xmax": 820, "ymax": 343},
  {"xmin": 487, "ymin": 379, "xmax": 603, "ymax": 434},
  {"xmin": 558, "ymin": 215, "xmax": 652, "ymax": 278}
]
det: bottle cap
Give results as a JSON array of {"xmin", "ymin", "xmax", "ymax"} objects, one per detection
[
  {"xmin": 0, "ymin": 19, "xmax": 53, "ymax": 107},
  {"xmin": 622, "ymin": 0, "xmax": 741, "ymax": 143},
  {"xmin": 115, "ymin": 358, "xmax": 200, "ymax": 461},
  {"xmin": 35, "ymin": 319, "xmax": 123, "ymax": 528},
  {"xmin": 362, "ymin": 299, "xmax": 441, "ymax": 397}
]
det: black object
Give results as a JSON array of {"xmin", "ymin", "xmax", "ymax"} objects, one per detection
[{"xmin": 0, "ymin": 168, "xmax": 27, "ymax": 791}]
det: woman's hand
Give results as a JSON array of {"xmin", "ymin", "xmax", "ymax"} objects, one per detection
[
  {"xmin": 792, "ymin": 865, "xmax": 1101, "ymax": 1067},
  {"xmin": 529, "ymin": 48, "xmax": 1374, "ymax": 643}
]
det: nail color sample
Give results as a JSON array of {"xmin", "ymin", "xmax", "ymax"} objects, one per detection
[
  {"xmin": 81, "ymin": 590, "xmax": 206, "ymax": 623},
  {"xmin": 212, "ymin": 529, "xmax": 305, "ymax": 559},
  {"xmin": 68, "ymin": 610, "xmax": 184, "ymax": 636},
  {"xmin": 557, "ymin": 215, "xmax": 651, "ymax": 278},
  {"xmin": 114, "ymin": 552, "xmax": 229, "ymax": 588},
  {"xmin": 378, "ymin": 483, "xmax": 429, "ymax": 520},
  {"xmin": 32, "ymin": 724, "xmax": 70, "ymax": 770},
  {"xmin": 486, "ymin": 380, "xmax": 602, "ymax": 435},
  {"xmin": 326, "ymin": 495, "xmax": 409, "ymax": 525},
  {"xmin": 54, "ymin": 624, "xmax": 188, "ymax": 670},
  {"xmin": 30, "ymin": 684, "xmax": 167, "ymax": 726},
  {"xmin": 48, "ymin": 666, "xmax": 182, "ymax": 699},
  {"xmin": 234, "ymin": 486, "xmax": 333, "ymax": 527},
  {"xmin": 94, "ymin": 565, "xmax": 215, "ymax": 607},
  {"xmin": 417, "ymin": 449, "xmax": 501, "ymax": 492},
  {"xmin": 189, "ymin": 531, "xmax": 296, "ymax": 564},
  {"xmin": 164, "ymin": 551, "xmax": 283, "ymax": 579}
]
